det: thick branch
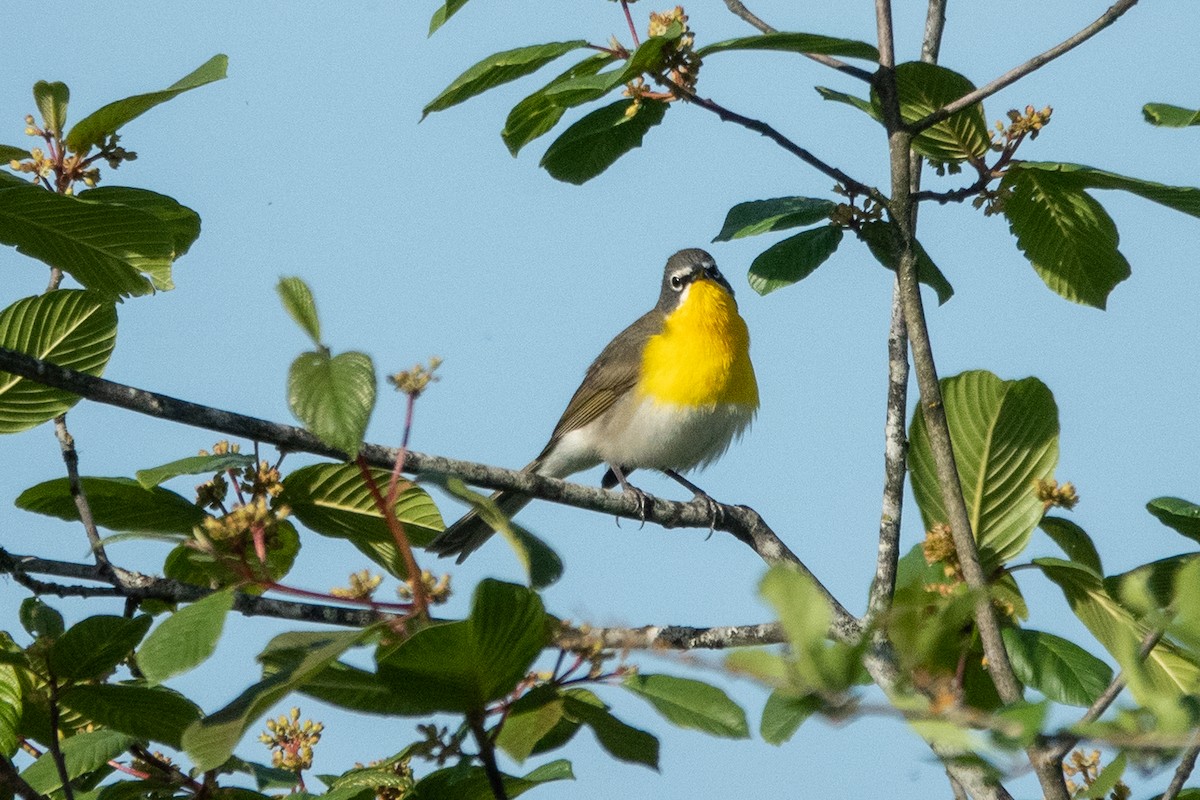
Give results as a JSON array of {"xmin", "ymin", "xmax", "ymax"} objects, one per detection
[
  {"xmin": 557, "ymin": 621, "xmax": 786, "ymax": 651},
  {"xmin": 866, "ymin": 279, "xmax": 908, "ymax": 625},
  {"xmin": 0, "ymin": 548, "xmax": 385, "ymax": 628},
  {"xmin": 1162, "ymin": 731, "xmax": 1200, "ymax": 800},
  {"xmin": 911, "ymin": 0, "xmax": 1140, "ymax": 133},
  {"xmin": 0, "ymin": 346, "xmax": 858, "ymax": 637},
  {"xmin": 0, "ymin": 755, "xmax": 45, "ymax": 800}
]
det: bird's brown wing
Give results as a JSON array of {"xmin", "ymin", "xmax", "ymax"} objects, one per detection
[{"xmin": 538, "ymin": 308, "xmax": 664, "ymax": 457}]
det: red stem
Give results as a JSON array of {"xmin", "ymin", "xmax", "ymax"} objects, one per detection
[
  {"xmin": 356, "ymin": 455, "xmax": 429, "ymax": 617},
  {"xmin": 620, "ymin": 0, "xmax": 640, "ymax": 47}
]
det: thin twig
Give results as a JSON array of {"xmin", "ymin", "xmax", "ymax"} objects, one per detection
[
  {"xmin": 53, "ymin": 415, "xmax": 111, "ymax": 572},
  {"xmin": 356, "ymin": 456, "xmax": 428, "ymax": 617},
  {"xmin": 718, "ymin": 0, "xmax": 872, "ymax": 81},
  {"xmin": 1049, "ymin": 628, "xmax": 1165, "ymax": 761},
  {"xmin": 1162, "ymin": 730, "xmax": 1200, "ymax": 800},
  {"xmin": 0, "ymin": 346, "xmax": 858, "ymax": 636},
  {"xmin": 44, "ymin": 676, "xmax": 76, "ymax": 800},
  {"xmin": 910, "ymin": 0, "xmax": 1140, "ymax": 133},
  {"xmin": 663, "ymin": 83, "xmax": 882, "ymax": 200},
  {"xmin": 468, "ymin": 712, "xmax": 508, "ymax": 800}
]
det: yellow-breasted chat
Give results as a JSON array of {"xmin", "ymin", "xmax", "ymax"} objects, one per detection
[{"xmin": 429, "ymin": 248, "xmax": 758, "ymax": 562}]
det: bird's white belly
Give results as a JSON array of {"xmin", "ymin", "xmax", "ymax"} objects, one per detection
[{"xmin": 538, "ymin": 396, "xmax": 754, "ymax": 478}]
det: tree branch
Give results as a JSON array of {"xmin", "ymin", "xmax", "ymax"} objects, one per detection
[
  {"xmin": 1162, "ymin": 730, "xmax": 1200, "ymax": 800},
  {"xmin": 910, "ymin": 0, "xmax": 1140, "ymax": 134},
  {"xmin": 663, "ymin": 84, "xmax": 883, "ymax": 200},
  {"xmin": 865, "ymin": 278, "xmax": 907, "ymax": 625},
  {"xmin": 0, "ymin": 754, "xmax": 46, "ymax": 800},
  {"xmin": 0, "ymin": 346, "xmax": 859, "ymax": 638},
  {"xmin": 53, "ymin": 415, "xmax": 111, "ymax": 572},
  {"xmin": 718, "ymin": 0, "xmax": 873, "ymax": 81},
  {"xmin": 557, "ymin": 621, "xmax": 786, "ymax": 651}
]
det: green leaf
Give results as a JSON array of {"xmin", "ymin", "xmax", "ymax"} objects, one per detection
[
  {"xmin": 0, "ymin": 662, "xmax": 22, "ymax": 756},
  {"xmin": 1000, "ymin": 166, "xmax": 1131, "ymax": 307},
  {"xmin": 1013, "ymin": 161, "xmax": 1200, "ymax": 219},
  {"xmin": 871, "ymin": 62, "xmax": 990, "ymax": 162},
  {"xmin": 437, "ymin": 477, "xmax": 560, "ymax": 588},
  {"xmin": 857, "ymin": 220, "xmax": 954, "ymax": 305},
  {"xmin": 281, "ymin": 463, "xmax": 444, "ymax": 577},
  {"xmin": 560, "ymin": 689, "xmax": 658, "ymax": 769},
  {"xmin": 376, "ymin": 580, "xmax": 548, "ymax": 713},
  {"xmin": 760, "ymin": 565, "xmax": 861, "ymax": 692},
  {"xmin": 1105, "ymin": 554, "xmax": 1199, "ymax": 613},
  {"xmin": 815, "ymin": 86, "xmax": 878, "ymax": 119},
  {"xmin": 21, "ymin": 729, "xmax": 135, "ymax": 794},
  {"xmin": 1079, "ymin": 751, "xmax": 1126, "ymax": 799},
  {"xmin": 65, "ymin": 55, "xmax": 228, "ymax": 153},
  {"xmin": 34, "ymin": 81, "xmax": 70, "ymax": 136},
  {"xmin": 290, "ymin": 660, "xmax": 436, "ymax": 716},
  {"xmin": 424, "ymin": 41, "xmax": 589, "ymax": 117},
  {"xmin": 411, "ymin": 759, "xmax": 573, "ymax": 799},
  {"xmin": 0, "ymin": 144, "xmax": 32, "ymax": 163},
  {"xmin": 747, "ymin": 226, "xmax": 842, "ymax": 296},
  {"xmin": 0, "ymin": 184, "xmax": 175, "ymax": 296},
  {"xmin": 135, "ymin": 453, "xmax": 256, "ymax": 489},
  {"xmin": 138, "ymin": 589, "xmax": 234, "ymax": 684},
  {"xmin": 19, "ymin": 597, "xmax": 64, "ymax": 639},
  {"xmin": 1000, "ymin": 627, "xmax": 1112, "ymax": 707},
  {"xmin": 990, "ymin": 700, "xmax": 1048, "ymax": 748},
  {"xmin": 277, "ymin": 277, "xmax": 321, "ymax": 346},
  {"xmin": 540, "ymin": 99, "xmax": 667, "ymax": 185},
  {"xmin": 909, "ymin": 370, "xmax": 1059, "ymax": 570},
  {"xmin": 163, "ymin": 520, "xmax": 299, "ymax": 589},
  {"xmin": 16, "ymin": 476, "xmax": 206, "ymax": 534},
  {"xmin": 77, "ymin": 187, "xmax": 201, "ymax": 259},
  {"xmin": 502, "ymin": 54, "xmax": 614, "ymax": 156},
  {"xmin": 760, "ymin": 691, "xmax": 820, "ymax": 745},
  {"xmin": 47, "ymin": 614, "xmax": 152, "ymax": 681},
  {"xmin": 1035, "ymin": 558, "xmax": 1200, "ymax": 701},
  {"xmin": 1171, "ymin": 559, "xmax": 1200, "ymax": 653},
  {"xmin": 1146, "ymin": 496, "xmax": 1200, "ymax": 543},
  {"xmin": 0, "ymin": 290, "xmax": 117, "ymax": 433},
  {"xmin": 287, "ymin": 349, "xmax": 376, "ymax": 458},
  {"xmin": 60, "ymin": 684, "xmax": 202, "ymax": 749},
  {"xmin": 496, "ymin": 685, "xmax": 565, "ymax": 763},
  {"xmin": 621, "ymin": 674, "xmax": 748, "ymax": 739},
  {"xmin": 1039, "ymin": 516, "xmax": 1103, "ymax": 576},
  {"xmin": 428, "ymin": 0, "xmax": 470, "ymax": 35},
  {"xmin": 697, "ymin": 32, "xmax": 879, "ymax": 61},
  {"xmin": 713, "ymin": 197, "xmax": 835, "ymax": 242},
  {"xmin": 1144, "ymin": 103, "xmax": 1200, "ymax": 127},
  {"xmin": 182, "ymin": 628, "xmax": 365, "ymax": 772}
]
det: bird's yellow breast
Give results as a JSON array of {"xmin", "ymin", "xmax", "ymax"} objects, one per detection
[{"xmin": 637, "ymin": 279, "xmax": 759, "ymax": 408}]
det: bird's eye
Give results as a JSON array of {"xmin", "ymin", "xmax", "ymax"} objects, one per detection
[{"xmin": 670, "ymin": 274, "xmax": 685, "ymax": 290}]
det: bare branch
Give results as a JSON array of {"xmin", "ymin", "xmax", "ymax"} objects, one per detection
[
  {"xmin": 662, "ymin": 83, "xmax": 882, "ymax": 200},
  {"xmin": 0, "ymin": 548, "xmax": 386, "ymax": 628},
  {"xmin": 1162, "ymin": 731, "xmax": 1200, "ymax": 800},
  {"xmin": 718, "ymin": 1, "xmax": 873, "ymax": 81},
  {"xmin": 1049, "ymin": 627, "xmax": 1165, "ymax": 761},
  {"xmin": 866, "ymin": 278, "xmax": 908, "ymax": 625},
  {"xmin": 53, "ymin": 415, "xmax": 111, "ymax": 572},
  {"xmin": 0, "ymin": 754, "xmax": 46, "ymax": 800},
  {"xmin": 557, "ymin": 621, "xmax": 786, "ymax": 651},
  {"xmin": 911, "ymin": 0, "xmax": 1140, "ymax": 134},
  {"xmin": 0, "ymin": 346, "xmax": 859, "ymax": 637},
  {"xmin": 921, "ymin": 0, "xmax": 948, "ymax": 63}
]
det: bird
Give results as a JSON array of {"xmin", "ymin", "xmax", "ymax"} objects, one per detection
[{"xmin": 428, "ymin": 248, "xmax": 758, "ymax": 562}]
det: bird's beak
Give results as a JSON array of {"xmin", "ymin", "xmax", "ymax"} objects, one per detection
[{"xmin": 702, "ymin": 266, "xmax": 734, "ymax": 295}]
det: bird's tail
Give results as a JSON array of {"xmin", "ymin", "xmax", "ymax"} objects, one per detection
[{"xmin": 427, "ymin": 461, "xmax": 538, "ymax": 563}]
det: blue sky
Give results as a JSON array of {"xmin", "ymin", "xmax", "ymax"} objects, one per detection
[{"xmin": 2, "ymin": 1, "xmax": 1199, "ymax": 797}]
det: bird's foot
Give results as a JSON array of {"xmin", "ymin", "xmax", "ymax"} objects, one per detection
[
  {"xmin": 664, "ymin": 469, "xmax": 723, "ymax": 534},
  {"xmin": 609, "ymin": 465, "xmax": 650, "ymax": 528}
]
